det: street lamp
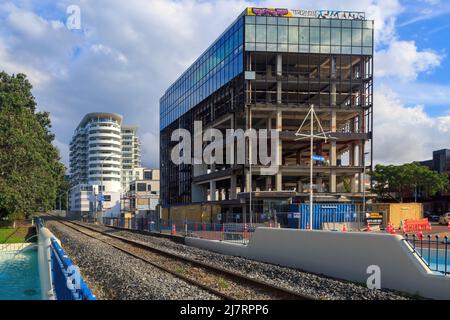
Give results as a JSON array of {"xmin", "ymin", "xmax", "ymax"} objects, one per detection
[
  {"xmin": 295, "ymin": 105, "xmax": 333, "ymax": 230},
  {"xmin": 57, "ymin": 190, "xmax": 69, "ymax": 217}
]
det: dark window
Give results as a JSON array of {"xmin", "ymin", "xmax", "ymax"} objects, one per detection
[
  {"xmin": 137, "ymin": 183, "xmax": 147, "ymax": 192},
  {"xmin": 144, "ymin": 171, "xmax": 152, "ymax": 180}
]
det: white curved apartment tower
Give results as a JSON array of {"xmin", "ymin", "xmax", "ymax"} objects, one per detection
[{"xmin": 69, "ymin": 113, "xmax": 141, "ymax": 218}]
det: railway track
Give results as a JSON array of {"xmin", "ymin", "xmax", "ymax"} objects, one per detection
[{"xmin": 48, "ymin": 216, "xmax": 315, "ymax": 300}]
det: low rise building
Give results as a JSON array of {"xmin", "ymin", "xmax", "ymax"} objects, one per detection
[{"xmin": 121, "ymin": 169, "xmax": 160, "ymax": 220}]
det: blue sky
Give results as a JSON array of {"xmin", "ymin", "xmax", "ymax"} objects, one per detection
[
  {"xmin": 393, "ymin": 0, "xmax": 450, "ymax": 116},
  {"xmin": 1, "ymin": 0, "xmax": 450, "ymax": 169}
]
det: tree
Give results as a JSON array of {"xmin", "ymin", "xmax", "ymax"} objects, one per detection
[
  {"xmin": 370, "ymin": 163, "xmax": 450, "ymax": 202},
  {"xmin": 0, "ymin": 71, "xmax": 66, "ymax": 219}
]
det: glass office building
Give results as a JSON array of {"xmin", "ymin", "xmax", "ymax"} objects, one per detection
[{"xmin": 160, "ymin": 8, "xmax": 374, "ymax": 211}]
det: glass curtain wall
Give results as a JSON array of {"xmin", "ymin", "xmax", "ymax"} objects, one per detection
[
  {"xmin": 244, "ymin": 15, "xmax": 373, "ymax": 111},
  {"xmin": 160, "ymin": 16, "xmax": 245, "ymax": 130}
]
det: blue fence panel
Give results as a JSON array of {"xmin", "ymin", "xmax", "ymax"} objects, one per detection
[
  {"xmin": 36, "ymin": 217, "xmax": 96, "ymax": 300},
  {"xmin": 289, "ymin": 203, "xmax": 357, "ymax": 229},
  {"xmin": 50, "ymin": 238, "xmax": 96, "ymax": 300}
]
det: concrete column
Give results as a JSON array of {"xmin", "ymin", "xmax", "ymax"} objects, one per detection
[
  {"xmin": 276, "ymin": 174, "xmax": 282, "ymax": 191},
  {"xmin": 350, "ymin": 175, "xmax": 357, "ymax": 193},
  {"xmin": 210, "ymin": 180, "xmax": 216, "ymax": 201},
  {"xmin": 267, "ymin": 64, "xmax": 273, "ymax": 77},
  {"xmin": 348, "ymin": 141, "xmax": 357, "ymax": 193},
  {"xmin": 297, "ymin": 180, "xmax": 303, "ymax": 193},
  {"xmin": 296, "ymin": 150, "xmax": 302, "ymax": 165},
  {"xmin": 277, "ymin": 82, "xmax": 282, "ymax": 104},
  {"xmin": 330, "ymin": 56, "xmax": 337, "ymax": 192},
  {"xmin": 221, "ymin": 189, "xmax": 226, "ymax": 201},
  {"xmin": 331, "ymin": 56, "xmax": 337, "ymax": 107},
  {"xmin": 266, "ymin": 176, "xmax": 272, "ymax": 191},
  {"xmin": 359, "ymin": 110, "xmax": 365, "ymax": 134},
  {"xmin": 277, "ymin": 54, "xmax": 282, "ymax": 104},
  {"xmin": 246, "ymin": 107, "xmax": 252, "ymax": 193},
  {"xmin": 359, "ymin": 140, "xmax": 365, "ymax": 167},
  {"xmin": 267, "ymin": 65, "xmax": 273, "ymax": 101},
  {"xmin": 349, "ymin": 143, "xmax": 355, "ymax": 166},
  {"xmin": 276, "ymin": 109, "xmax": 282, "ymax": 191},
  {"xmin": 276, "ymin": 54, "xmax": 282, "ymax": 76},
  {"xmin": 330, "ymin": 110, "xmax": 337, "ymax": 192},
  {"xmin": 230, "ymin": 174, "xmax": 237, "ymax": 200},
  {"xmin": 359, "ymin": 140, "xmax": 365, "ymax": 192},
  {"xmin": 316, "ymin": 177, "xmax": 323, "ymax": 193}
]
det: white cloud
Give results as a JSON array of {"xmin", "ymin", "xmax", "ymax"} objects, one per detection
[
  {"xmin": 380, "ymin": 81, "xmax": 450, "ymax": 107},
  {"xmin": 376, "ymin": 40, "xmax": 443, "ymax": 81},
  {"xmin": 140, "ymin": 131, "xmax": 160, "ymax": 167},
  {"xmin": 0, "ymin": 38, "xmax": 51, "ymax": 85},
  {"xmin": 53, "ymin": 139, "xmax": 70, "ymax": 169},
  {"xmin": 374, "ymin": 89, "xmax": 450, "ymax": 164},
  {"xmin": 365, "ymin": 0, "xmax": 403, "ymax": 46},
  {"xmin": 0, "ymin": 0, "xmax": 447, "ymax": 169}
]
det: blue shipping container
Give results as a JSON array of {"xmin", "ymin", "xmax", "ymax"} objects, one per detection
[{"xmin": 288, "ymin": 203, "xmax": 357, "ymax": 229}]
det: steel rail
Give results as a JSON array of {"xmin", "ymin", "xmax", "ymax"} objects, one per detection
[
  {"xmin": 49, "ymin": 216, "xmax": 315, "ymax": 300},
  {"xmin": 52, "ymin": 218, "xmax": 234, "ymax": 300}
]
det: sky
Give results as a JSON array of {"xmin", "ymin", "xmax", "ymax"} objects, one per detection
[{"xmin": 0, "ymin": 0, "xmax": 450, "ymax": 169}]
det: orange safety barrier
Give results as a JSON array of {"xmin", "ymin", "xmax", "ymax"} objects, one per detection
[{"xmin": 402, "ymin": 218, "xmax": 431, "ymax": 233}]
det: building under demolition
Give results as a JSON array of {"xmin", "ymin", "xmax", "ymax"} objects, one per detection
[{"xmin": 160, "ymin": 8, "xmax": 374, "ymax": 222}]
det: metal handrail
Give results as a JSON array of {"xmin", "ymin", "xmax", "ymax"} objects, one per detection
[
  {"xmin": 404, "ymin": 234, "xmax": 449, "ymax": 276},
  {"xmin": 36, "ymin": 217, "xmax": 96, "ymax": 300}
]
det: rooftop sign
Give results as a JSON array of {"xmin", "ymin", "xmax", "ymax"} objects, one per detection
[{"xmin": 247, "ymin": 8, "xmax": 366, "ymax": 21}]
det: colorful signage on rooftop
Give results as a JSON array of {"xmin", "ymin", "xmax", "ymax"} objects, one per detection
[{"xmin": 247, "ymin": 8, "xmax": 366, "ymax": 20}]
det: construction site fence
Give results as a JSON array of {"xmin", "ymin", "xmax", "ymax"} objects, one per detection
[
  {"xmin": 102, "ymin": 210, "xmax": 387, "ymax": 245},
  {"xmin": 102, "ymin": 217, "xmax": 260, "ymax": 245}
]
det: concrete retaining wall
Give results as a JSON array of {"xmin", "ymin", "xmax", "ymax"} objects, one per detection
[
  {"xmin": 38, "ymin": 227, "xmax": 55, "ymax": 300},
  {"xmin": 186, "ymin": 228, "xmax": 450, "ymax": 299}
]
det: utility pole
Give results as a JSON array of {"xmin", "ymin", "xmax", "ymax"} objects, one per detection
[
  {"xmin": 246, "ymin": 105, "xmax": 253, "ymax": 226},
  {"xmin": 309, "ymin": 106, "xmax": 314, "ymax": 230},
  {"xmin": 57, "ymin": 190, "xmax": 69, "ymax": 217},
  {"xmin": 295, "ymin": 105, "xmax": 334, "ymax": 230},
  {"xmin": 363, "ymin": 151, "xmax": 370, "ymax": 214}
]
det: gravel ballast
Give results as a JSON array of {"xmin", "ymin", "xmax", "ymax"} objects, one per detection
[
  {"xmin": 81, "ymin": 223, "xmax": 411, "ymax": 300},
  {"xmin": 46, "ymin": 221, "xmax": 219, "ymax": 300}
]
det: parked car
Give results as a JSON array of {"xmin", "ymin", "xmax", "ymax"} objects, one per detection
[
  {"xmin": 424, "ymin": 211, "xmax": 440, "ymax": 222},
  {"xmin": 438, "ymin": 212, "xmax": 450, "ymax": 225}
]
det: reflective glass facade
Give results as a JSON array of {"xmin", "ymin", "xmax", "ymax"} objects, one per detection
[
  {"xmin": 244, "ymin": 16, "xmax": 373, "ymax": 55},
  {"xmin": 160, "ymin": 16, "xmax": 244, "ymax": 129},
  {"xmin": 160, "ymin": 8, "xmax": 374, "ymax": 208},
  {"xmin": 160, "ymin": 11, "xmax": 373, "ymax": 130}
]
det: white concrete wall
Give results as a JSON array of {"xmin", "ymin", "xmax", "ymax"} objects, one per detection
[
  {"xmin": 186, "ymin": 228, "xmax": 450, "ymax": 299},
  {"xmin": 103, "ymin": 191, "xmax": 121, "ymax": 217},
  {"xmin": 38, "ymin": 227, "xmax": 55, "ymax": 300}
]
